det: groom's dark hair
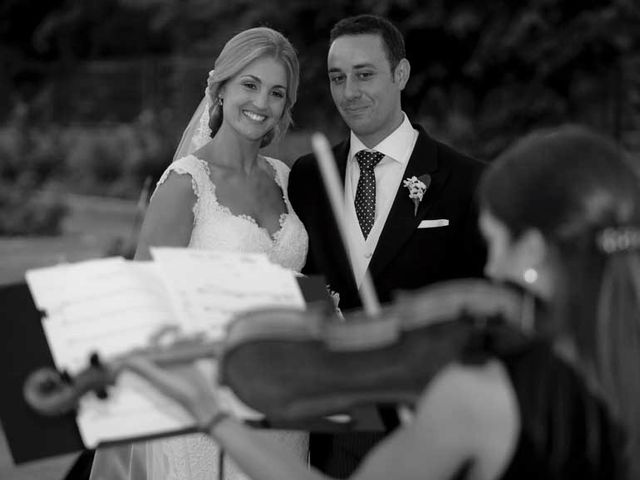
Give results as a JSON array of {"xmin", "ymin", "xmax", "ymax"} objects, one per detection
[{"xmin": 329, "ymin": 14, "xmax": 406, "ymax": 72}]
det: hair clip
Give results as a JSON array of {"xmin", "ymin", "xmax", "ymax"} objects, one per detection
[{"xmin": 596, "ymin": 227, "xmax": 640, "ymax": 254}]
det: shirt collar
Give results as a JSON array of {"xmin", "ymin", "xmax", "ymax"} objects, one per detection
[{"xmin": 349, "ymin": 113, "xmax": 415, "ymax": 166}]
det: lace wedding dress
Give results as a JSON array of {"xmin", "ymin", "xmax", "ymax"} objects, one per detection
[
  {"xmin": 90, "ymin": 154, "xmax": 309, "ymax": 480},
  {"xmin": 171, "ymin": 155, "xmax": 308, "ymax": 269}
]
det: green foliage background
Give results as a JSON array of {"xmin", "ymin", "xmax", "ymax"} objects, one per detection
[{"xmin": 0, "ymin": 0, "xmax": 639, "ymax": 233}]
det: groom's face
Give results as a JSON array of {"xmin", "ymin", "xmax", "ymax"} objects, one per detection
[{"xmin": 328, "ymin": 33, "xmax": 406, "ymax": 146}]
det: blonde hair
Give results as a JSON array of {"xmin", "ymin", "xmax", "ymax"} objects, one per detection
[{"xmin": 206, "ymin": 27, "xmax": 299, "ymax": 147}]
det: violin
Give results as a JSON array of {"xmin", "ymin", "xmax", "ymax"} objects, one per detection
[
  {"xmin": 219, "ymin": 278, "xmax": 535, "ymax": 422},
  {"xmin": 24, "ymin": 279, "xmax": 536, "ymax": 422}
]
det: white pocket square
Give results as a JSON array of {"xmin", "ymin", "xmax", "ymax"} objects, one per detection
[{"xmin": 418, "ymin": 219, "xmax": 449, "ymax": 228}]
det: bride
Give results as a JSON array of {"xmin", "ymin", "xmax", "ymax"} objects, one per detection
[{"xmin": 89, "ymin": 27, "xmax": 308, "ymax": 479}]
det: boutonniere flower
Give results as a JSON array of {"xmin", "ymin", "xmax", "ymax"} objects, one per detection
[{"xmin": 403, "ymin": 174, "xmax": 431, "ymax": 216}]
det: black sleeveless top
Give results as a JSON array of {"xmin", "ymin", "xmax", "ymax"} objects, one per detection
[{"xmin": 494, "ymin": 340, "xmax": 628, "ymax": 479}]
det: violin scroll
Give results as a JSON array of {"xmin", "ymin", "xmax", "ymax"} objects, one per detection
[
  {"xmin": 23, "ymin": 336, "xmax": 222, "ymax": 417},
  {"xmin": 23, "ymin": 352, "xmax": 118, "ymax": 416}
]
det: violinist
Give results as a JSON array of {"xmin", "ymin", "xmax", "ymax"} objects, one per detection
[{"xmin": 124, "ymin": 125, "xmax": 640, "ymax": 479}]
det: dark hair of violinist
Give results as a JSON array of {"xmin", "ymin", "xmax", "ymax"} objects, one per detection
[
  {"xmin": 126, "ymin": 125, "xmax": 640, "ymax": 479},
  {"xmin": 478, "ymin": 124, "xmax": 640, "ymax": 477}
]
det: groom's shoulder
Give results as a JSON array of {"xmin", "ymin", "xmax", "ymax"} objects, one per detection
[
  {"xmin": 290, "ymin": 139, "xmax": 347, "ymax": 179},
  {"xmin": 289, "ymin": 152, "xmax": 318, "ymax": 192},
  {"xmin": 414, "ymin": 128, "xmax": 485, "ymax": 186},
  {"xmin": 438, "ymin": 140, "xmax": 485, "ymax": 171},
  {"xmin": 291, "ymin": 150, "xmax": 318, "ymax": 174},
  {"xmin": 415, "ymin": 125, "xmax": 484, "ymax": 171}
]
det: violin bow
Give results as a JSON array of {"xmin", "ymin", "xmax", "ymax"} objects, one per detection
[
  {"xmin": 313, "ymin": 133, "xmax": 422, "ymax": 424},
  {"xmin": 311, "ymin": 133, "xmax": 381, "ymax": 317}
]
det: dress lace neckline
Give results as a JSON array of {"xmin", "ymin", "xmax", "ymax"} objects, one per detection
[{"xmin": 191, "ymin": 155, "xmax": 290, "ymax": 242}]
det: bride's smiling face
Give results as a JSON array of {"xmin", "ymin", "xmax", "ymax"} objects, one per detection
[{"xmin": 219, "ymin": 56, "xmax": 288, "ymax": 143}]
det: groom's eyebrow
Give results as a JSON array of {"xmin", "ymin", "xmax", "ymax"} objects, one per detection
[
  {"xmin": 329, "ymin": 63, "xmax": 376, "ymax": 73},
  {"xmin": 353, "ymin": 63, "xmax": 376, "ymax": 70}
]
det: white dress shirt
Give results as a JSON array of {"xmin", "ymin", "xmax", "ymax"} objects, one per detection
[{"xmin": 344, "ymin": 113, "xmax": 418, "ymax": 289}]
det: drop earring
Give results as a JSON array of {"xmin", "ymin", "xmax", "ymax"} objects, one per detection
[
  {"xmin": 218, "ymin": 96, "xmax": 223, "ymax": 106},
  {"xmin": 523, "ymin": 268, "xmax": 538, "ymax": 284}
]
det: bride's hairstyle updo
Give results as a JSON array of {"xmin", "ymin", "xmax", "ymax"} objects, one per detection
[{"xmin": 206, "ymin": 27, "xmax": 299, "ymax": 148}]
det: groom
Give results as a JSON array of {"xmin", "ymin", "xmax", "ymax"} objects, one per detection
[
  {"xmin": 289, "ymin": 14, "xmax": 486, "ymax": 312},
  {"xmin": 288, "ymin": 14, "xmax": 487, "ymax": 477}
]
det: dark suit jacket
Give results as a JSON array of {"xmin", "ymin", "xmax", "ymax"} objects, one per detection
[{"xmin": 289, "ymin": 124, "xmax": 487, "ymax": 312}]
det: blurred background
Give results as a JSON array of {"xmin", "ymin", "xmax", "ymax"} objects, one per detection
[{"xmin": 1, "ymin": 0, "xmax": 639, "ymax": 478}]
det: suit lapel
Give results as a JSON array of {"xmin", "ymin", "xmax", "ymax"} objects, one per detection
[{"xmin": 369, "ymin": 127, "xmax": 451, "ymax": 279}]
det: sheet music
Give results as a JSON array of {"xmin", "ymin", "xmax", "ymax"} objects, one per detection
[
  {"xmin": 151, "ymin": 247, "xmax": 306, "ymax": 339},
  {"xmin": 78, "ymin": 363, "xmax": 263, "ymax": 448},
  {"xmin": 26, "ymin": 258, "xmax": 176, "ymax": 372},
  {"xmin": 77, "ymin": 371, "xmax": 193, "ymax": 448},
  {"xmin": 25, "ymin": 250, "xmax": 304, "ymax": 447}
]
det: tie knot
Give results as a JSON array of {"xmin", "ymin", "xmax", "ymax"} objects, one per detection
[{"xmin": 355, "ymin": 150, "xmax": 384, "ymax": 170}]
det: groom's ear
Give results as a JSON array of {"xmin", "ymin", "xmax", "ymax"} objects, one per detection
[{"xmin": 393, "ymin": 59, "xmax": 410, "ymax": 90}]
